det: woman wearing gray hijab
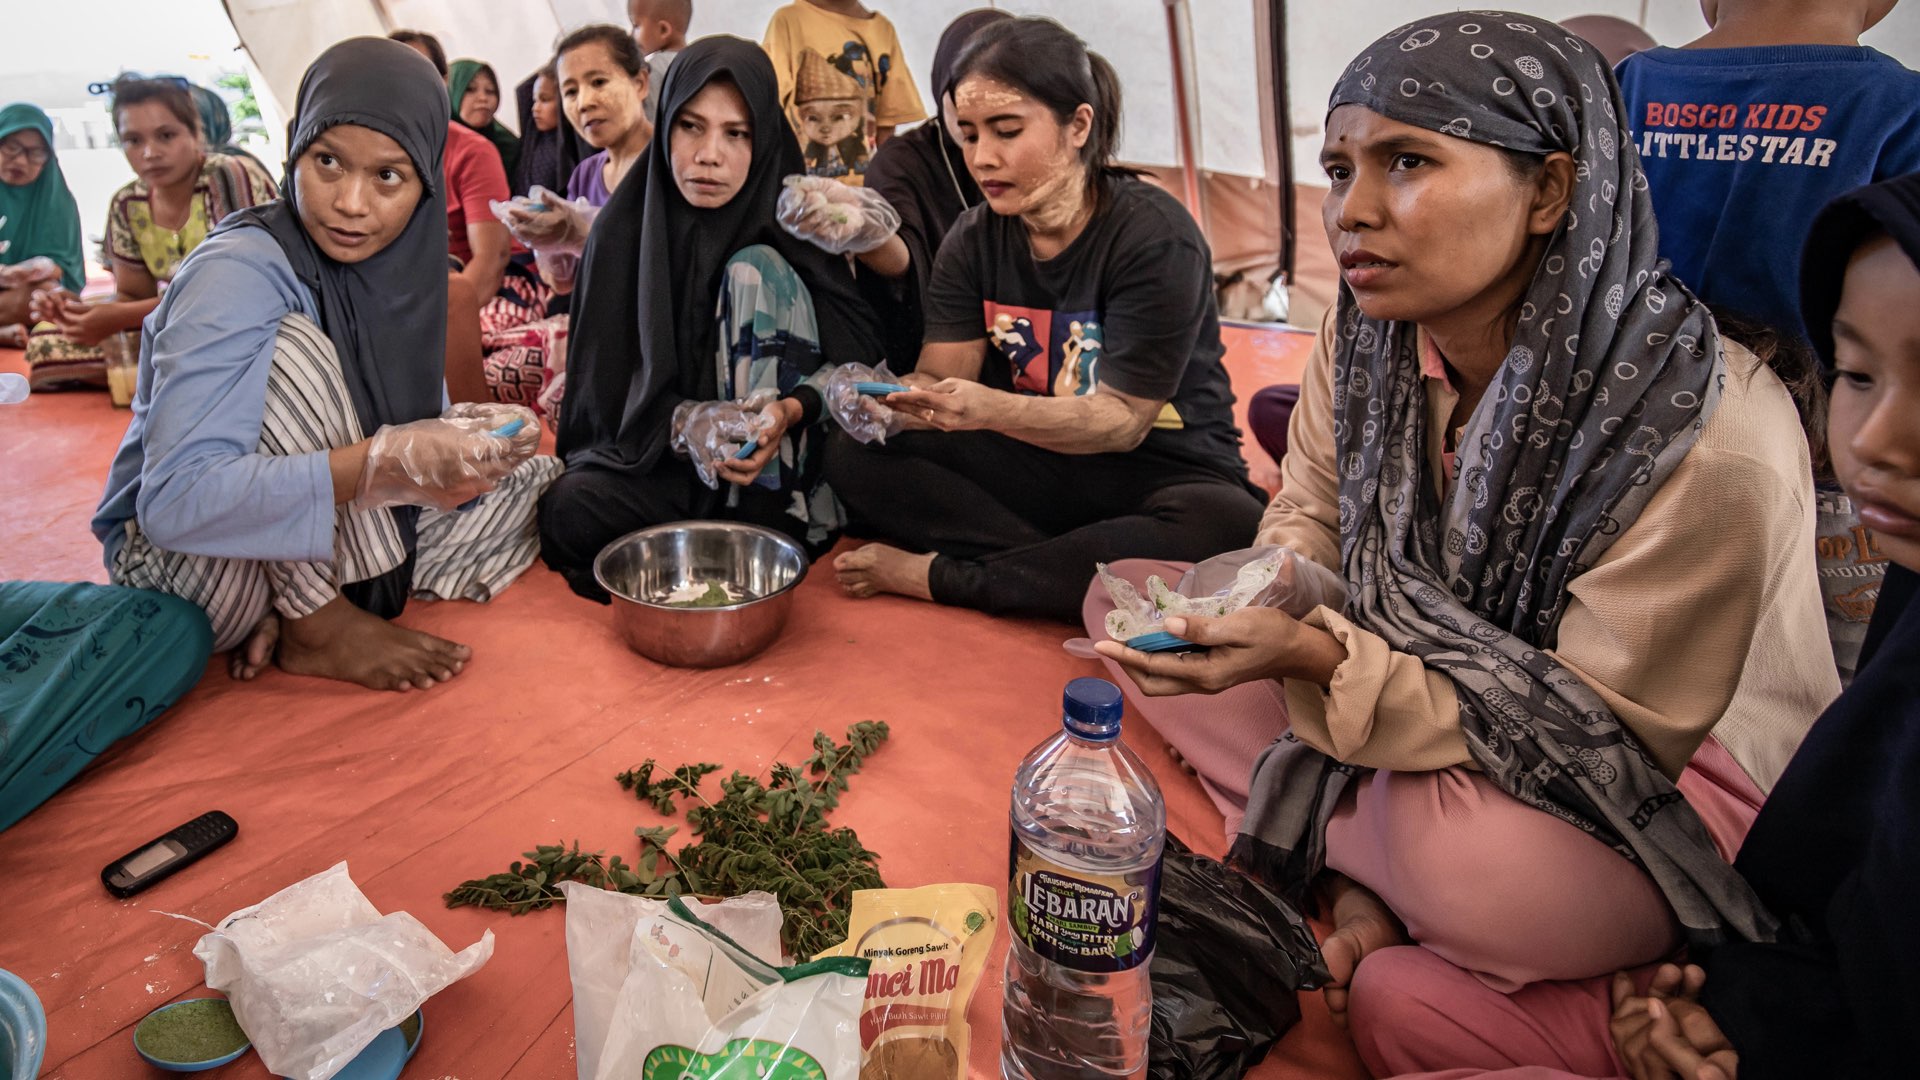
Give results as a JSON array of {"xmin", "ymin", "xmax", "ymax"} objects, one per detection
[
  {"xmin": 1094, "ymin": 10, "xmax": 1838, "ymax": 1058},
  {"xmin": 94, "ymin": 37, "xmax": 560, "ymax": 693}
]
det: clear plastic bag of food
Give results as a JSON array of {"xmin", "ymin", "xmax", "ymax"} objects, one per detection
[
  {"xmin": 670, "ymin": 392, "xmax": 780, "ymax": 489},
  {"xmin": 489, "ymin": 185, "xmax": 597, "ymax": 255},
  {"xmin": 777, "ymin": 175, "xmax": 902, "ymax": 256},
  {"xmin": 824, "ymin": 362, "xmax": 907, "ymax": 445},
  {"xmin": 193, "ymin": 862, "xmax": 493, "ymax": 1080},
  {"xmin": 1099, "ymin": 546, "xmax": 1347, "ymax": 643},
  {"xmin": 562, "ymin": 884, "xmax": 868, "ymax": 1080},
  {"xmin": 0, "ymin": 255, "xmax": 64, "ymax": 290}
]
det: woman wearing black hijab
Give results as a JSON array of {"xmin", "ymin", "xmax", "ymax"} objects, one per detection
[
  {"xmin": 92, "ymin": 37, "xmax": 559, "ymax": 692},
  {"xmin": 852, "ymin": 8, "xmax": 1011, "ymax": 366},
  {"xmin": 537, "ymin": 36, "xmax": 886, "ymax": 603}
]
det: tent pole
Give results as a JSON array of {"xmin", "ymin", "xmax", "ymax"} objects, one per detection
[
  {"xmin": 1163, "ymin": 0, "xmax": 1209, "ymax": 235},
  {"xmin": 1268, "ymin": 0, "xmax": 1295, "ymax": 285},
  {"xmin": 368, "ymin": 0, "xmax": 397, "ymax": 33}
]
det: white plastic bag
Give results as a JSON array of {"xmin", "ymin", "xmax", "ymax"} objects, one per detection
[
  {"xmin": 1099, "ymin": 545, "xmax": 1348, "ymax": 641},
  {"xmin": 562, "ymin": 883, "xmax": 868, "ymax": 1080},
  {"xmin": 193, "ymin": 862, "xmax": 493, "ymax": 1080}
]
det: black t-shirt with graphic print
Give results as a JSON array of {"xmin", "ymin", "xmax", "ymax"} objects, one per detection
[{"xmin": 921, "ymin": 177, "xmax": 1247, "ymax": 481}]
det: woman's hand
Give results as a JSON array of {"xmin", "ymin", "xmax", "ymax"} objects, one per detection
[
  {"xmin": 54, "ymin": 297, "xmax": 123, "ymax": 347},
  {"xmin": 716, "ymin": 396, "xmax": 801, "ymax": 486},
  {"xmin": 1091, "ymin": 608, "xmax": 1346, "ymax": 696},
  {"xmin": 1611, "ymin": 966, "xmax": 1736, "ymax": 1080},
  {"xmin": 887, "ymin": 379, "xmax": 1010, "ymax": 433}
]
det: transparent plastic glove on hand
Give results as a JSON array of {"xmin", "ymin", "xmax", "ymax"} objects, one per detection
[
  {"xmin": 670, "ymin": 393, "xmax": 779, "ymax": 489},
  {"xmin": 442, "ymin": 401, "xmax": 540, "ymax": 458},
  {"xmin": 490, "ymin": 185, "xmax": 597, "ymax": 254},
  {"xmin": 1098, "ymin": 545, "xmax": 1348, "ymax": 642},
  {"xmin": 825, "ymin": 361, "xmax": 905, "ymax": 444},
  {"xmin": 351, "ymin": 413, "xmax": 535, "ymax": 512},
  {"xmin": 776, "ymin": 174, "xmax": 902, "ymax": 255},
  {"xmin": 0, "ymin": 256, "xmax": 63, "ymax": 290}
]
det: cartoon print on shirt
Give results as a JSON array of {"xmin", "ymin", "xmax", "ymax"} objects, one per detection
[{"xmin": 1054, "ymin": 319, "xmax": 1105, "ymax": 397}]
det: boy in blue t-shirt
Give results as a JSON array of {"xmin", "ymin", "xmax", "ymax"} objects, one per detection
[{"xmin": 1616, "ymin": 0, "xmax": 1920, "ymax": 340}]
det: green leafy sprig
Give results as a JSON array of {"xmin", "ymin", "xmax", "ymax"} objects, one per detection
[{"xmin": 445, "ymin": 722, "xmax": 890, "ymax": 958}]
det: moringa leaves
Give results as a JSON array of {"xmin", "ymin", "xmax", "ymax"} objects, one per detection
[{"xmin": 445, "ymin": 722, "xmax": 890, "ymax": 958}]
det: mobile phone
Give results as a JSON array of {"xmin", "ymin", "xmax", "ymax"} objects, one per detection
[{"xmin": 101, "ymin": 811, "xmax": 238, "ymax": 899}]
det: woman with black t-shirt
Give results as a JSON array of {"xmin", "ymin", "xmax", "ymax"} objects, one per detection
[{"xmin": 824, "ymin": 16, "xmax": 1265, "ymax": 621}]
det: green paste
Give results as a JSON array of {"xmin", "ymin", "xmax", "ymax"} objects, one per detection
[
  {"xmin": 135, "ymin": 998, "xmax": 249, "ymax": 1063},
  {"xmin": 667, "ymin": 583, "xmax": 738, "ymax": 608},
  {"xmin": 399, "ymin": 1009, "xmax": 422, "ymax": 1049}
]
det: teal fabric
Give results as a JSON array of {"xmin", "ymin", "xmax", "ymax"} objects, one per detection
[
  {"xmin": 0, "ymin": 103, "xmax": 85, "ymax": 292},
  {"xmin": 448, "ymin": 60, "xmax": 521, "ymax": 178},
  {"xmin": 0, "ymin": 583, "xmax": 212, "ymax": 832},
  {"xmin": 716, "ymin": 244, "xmax": 839, "ymax": 543}
]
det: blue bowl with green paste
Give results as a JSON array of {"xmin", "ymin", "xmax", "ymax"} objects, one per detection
[{"xmin": 133, "ymin": 997, "xmax": 424, "ymax": 1077}]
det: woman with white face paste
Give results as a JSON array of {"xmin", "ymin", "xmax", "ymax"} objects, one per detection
[{"xmin": 822, "ymin": 16, "xmax": 1267, "ymax": 622}]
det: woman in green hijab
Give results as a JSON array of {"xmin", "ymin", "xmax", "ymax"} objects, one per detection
[
  {"xmin": 449, "ymin": 59, "xmax": 520, "ymax": 177},
  {"xmin": 0, "ymin": 103, "xmax": 85, "ymax": 337}
]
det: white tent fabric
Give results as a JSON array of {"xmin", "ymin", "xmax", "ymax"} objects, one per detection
[
  {"xmin": 224, "ymin": 0, "xmax": 1268, "ymax": 174},
  {"xmin": 220, "ymin": 0, "xmax": 1919, "ymax": 314}
]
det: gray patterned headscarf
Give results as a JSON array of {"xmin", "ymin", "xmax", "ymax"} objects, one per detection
[{"xmin": 1232, "ymin": 11, "xmax": 1778, "ymax": 949}]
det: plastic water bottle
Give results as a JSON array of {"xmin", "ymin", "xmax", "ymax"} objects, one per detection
[{"xmin": 1002, "ymin": 677, "xmax": 1165, "ymax": 1079}]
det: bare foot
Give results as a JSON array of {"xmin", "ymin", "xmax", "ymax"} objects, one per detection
[
  {"xmin": 275, "ymin": 596, "xmax": 472, "ymax": 691},
  {"xmin": 229, "ymin": 613, "xmax": 280, "ymax": 681},
  {"xmin": 833, "ymin": 544, "xmax": 935, "ymax": 602},
  {"xmin": 1317, "ymin": 873, "xmax": 1407, "ymax": 1028}
]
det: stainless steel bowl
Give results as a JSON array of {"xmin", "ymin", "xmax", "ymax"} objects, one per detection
[{"xmin": 592, "ymin": 520, "xmax": 810, "ymax": 668}]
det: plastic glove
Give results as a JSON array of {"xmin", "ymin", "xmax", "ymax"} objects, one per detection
[
  {"xmin": 534, "ymin": 249, "xmax": 579, "ymax": 292},
  {"xmin": 824, "ymin": 361, "xmax": 906, "ymax": 445},
  {"xmin": 351, "ymin": 412, "xmax": 538, "ymax": 512},
  {"xmin": 0, "ymin": 256, "xmax": 63, "ymax": 290},
  {"xmin": 490, "ymin": 186, "xmax": 597, "ymax": 255},
  {"xmin": 670, "ymin": 393, "xmax": 780, "ymax": 489},
  {"xmin": 776, "ymin": 175, "xmax": 902, "ymax": 256},
  {"xmin": 441, "ymin": 401, "xmax": 540, "ymax": 458}
]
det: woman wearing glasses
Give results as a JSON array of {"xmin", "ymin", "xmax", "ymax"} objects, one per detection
[
  {"xmin": 27, "ymin": 76, "xmax": 277, "ymax": 389},
  {"xmin": 0, "ymin": 103, "xmax": 84, "ymax": 345}
]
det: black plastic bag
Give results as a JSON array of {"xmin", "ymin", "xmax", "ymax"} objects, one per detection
[{"xmin": 1148, "ymin": 834, "xmax": 1330, "ymax": 1080}]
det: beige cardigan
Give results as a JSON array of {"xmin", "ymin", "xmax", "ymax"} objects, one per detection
[{"xmin": 1259, "ymin": 309, "xmax": 1839, "ymax": 791}]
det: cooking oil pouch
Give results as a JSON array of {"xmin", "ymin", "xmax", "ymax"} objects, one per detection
[
  {"xmin": 562, "ymin": 884, "xmax": 868, "ymax": 1080},
  {"xmin": 815, "ymin": 884, "xmax": 998, "ymax": 1080}
]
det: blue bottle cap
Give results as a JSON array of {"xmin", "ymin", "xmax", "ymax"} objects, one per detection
[{"xmin": 1062, "ymin": 677, "xmax": 1123, "ymax": 741}]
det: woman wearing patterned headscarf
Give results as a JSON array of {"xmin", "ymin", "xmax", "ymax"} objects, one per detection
[{"xmin": 1094, "ymin": 9, "xmax": 1839, "ymax": 1054}]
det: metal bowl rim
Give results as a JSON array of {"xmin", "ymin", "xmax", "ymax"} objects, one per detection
[{"xmin": 591, "ymin": 519, "xmax": 811, "ymax": 613}]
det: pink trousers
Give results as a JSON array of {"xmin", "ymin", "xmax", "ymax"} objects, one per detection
[{"xmin": 1082, "ymin": 560, "xmax": 1768, "ymax": 1076}]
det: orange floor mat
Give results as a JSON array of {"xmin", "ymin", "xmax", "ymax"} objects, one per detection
[{"xmin": 0, "ymin": 337, "xmax": 1361, "ymax": 1080}]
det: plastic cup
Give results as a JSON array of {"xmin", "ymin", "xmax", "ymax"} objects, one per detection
[{"xmin": 103, "ymin": 331, "xmax": 139, "ymax": 408}]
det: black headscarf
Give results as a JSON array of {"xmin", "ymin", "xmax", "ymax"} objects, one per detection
[
  {"xmin": 558, "ymin": 36, "xmax": 885, "ymax": 477},
  {"xmin": 1799, "ymin": 173, "xmax": 1920, "ymax": 376},
  {"xmin": 226, "ymin": 37, "xmax": 450, "ymax": 612},
  {"xmin": 512, "ymin": 70, "xmax": 588, "ymax": 197},
  {"xmin": 1702, "ymin": 176, "xmax": 1920, "ymax": 1065},
  {"xmin": 860, "ymin": 8, "xmax": 1010, "ymax": 366}
]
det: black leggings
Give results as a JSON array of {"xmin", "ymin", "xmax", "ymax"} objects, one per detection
[
  {"xmin": 824, "ymin": 430, "xmax": 1266, "ymax": 621},
  {"xmin": 537, "ymin": 462, "xmax": 814, "ymax": 602}
]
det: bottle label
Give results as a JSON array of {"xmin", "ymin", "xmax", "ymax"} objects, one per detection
[{"xmin": 1007, "ymin": 833, "xmax": 1160, "ymax": 973}]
